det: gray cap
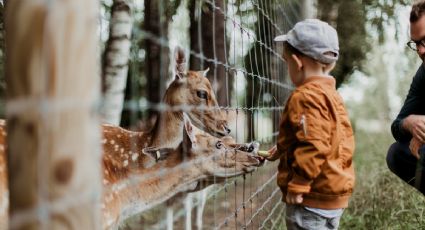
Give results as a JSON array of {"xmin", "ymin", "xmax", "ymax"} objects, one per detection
[{"xmin": 274, "ymin": 19, "xmax": 339, "ymax": 64}]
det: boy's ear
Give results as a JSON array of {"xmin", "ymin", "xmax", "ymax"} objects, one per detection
[{"xmin": 291, "ymin": 54, "xmax": 303, "ymax": 70}]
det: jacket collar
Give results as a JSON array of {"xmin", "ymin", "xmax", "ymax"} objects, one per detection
[{"xmin": 301, "ymin": 76, "xmax": 336, "ymax": 88}]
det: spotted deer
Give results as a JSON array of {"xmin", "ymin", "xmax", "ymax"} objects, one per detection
[
  {"xmin": 101, "ymin": 47, "xmax": 231, "ymax": 170},
  {"xmin": 0, "ymin": 118, "xmax": 260, "ymax": 229},
  {"xmin": 0, "ymin": 47, "xmax": 253, "ymax": 228},
  {"xmin": 103, "ymin": 114, "xmax": 262, "ymax": 229}
]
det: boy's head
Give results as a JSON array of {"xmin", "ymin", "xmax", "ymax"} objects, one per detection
[{"xmin": 274, "ymin": 19, "xmax": 339, "ymax": 86}]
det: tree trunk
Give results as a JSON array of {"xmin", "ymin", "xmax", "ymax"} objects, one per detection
[
  {"xmin": 144, "ymin": 0, "xmax": 170, "ymax": 120},
  {"xmin": 5, "ymin": 0, "xmax": 102, "ymax": 229},
  {"xmin": 189, "ymin": 0, "xmax": 230, "ymax": 107},
  {"xmin": 245, "ymin": 1, "xmax": 273, "ymax": 141},
  {"xmin": 301, "ymin": 0, "xmax": 318, "ymax": 19},
  {"xmin": 0, "ymin": 2, "xmax": 5, "ymax": 117},
  {"xmin": 101, "ymin": 0, "xmax": 132, "ymax": 125}
]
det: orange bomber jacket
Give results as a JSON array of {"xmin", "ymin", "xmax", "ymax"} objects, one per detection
[{"xmin": 276, "ymin": 76, "xmax": 355, "ymax": 209}]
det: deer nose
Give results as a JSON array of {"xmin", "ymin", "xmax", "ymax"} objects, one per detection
[
  {"xmin": 224, "ymin": 126, "xmax": 231, "ymax": 134},
  {"xmin": 248, "ymin": 142, "xmax": 260, "ymax": 152}
]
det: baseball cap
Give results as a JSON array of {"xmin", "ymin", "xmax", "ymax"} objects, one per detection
[{"xmin": 274, "ymin": 19, "xmax": 339, "ymax": 64}]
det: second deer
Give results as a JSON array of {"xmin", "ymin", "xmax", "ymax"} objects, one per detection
[{"xmin": 103, "ymin": 114, "xmax": 263, "ymax": 229}]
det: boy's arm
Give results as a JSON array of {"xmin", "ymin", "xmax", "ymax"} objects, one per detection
[
  {"xmin": 264, "ymin": 145, "xmax": 280, "ymax": 161},
  {"xmin": 286, "ymin": 92, "xmax": 332, "ymax": 195}
]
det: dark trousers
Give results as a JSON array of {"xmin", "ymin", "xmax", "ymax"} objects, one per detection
[{"xmin": 386, "ymin": 142, "xmax": 425, "ymax": 195}]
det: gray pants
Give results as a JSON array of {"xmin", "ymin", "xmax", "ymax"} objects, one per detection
[{"xmin": 285, "ymin": 204, "xmax": 342, "ymax": 230}]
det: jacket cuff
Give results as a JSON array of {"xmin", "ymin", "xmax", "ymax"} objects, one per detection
[
  {"xmin": 287, "ymin": 174, "xmax": 312, "ymax": 194},
  {"xmin": 399, "ymin": 118, "xmax": 409, "ymax": 135}
]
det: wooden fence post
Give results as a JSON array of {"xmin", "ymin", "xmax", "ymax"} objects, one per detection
[{"xmin": 5, "ymin": 0, "xmax": 101, "ymax": 229}]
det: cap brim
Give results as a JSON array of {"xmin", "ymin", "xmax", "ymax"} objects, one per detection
[{"xmin": 274, "ymin": 34, "xmax": 288, "ymax": 42}]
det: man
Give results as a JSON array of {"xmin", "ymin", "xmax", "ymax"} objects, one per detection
[{"xmin": 386, "ymin": 1, "xmax": 425, "ymax": 195}]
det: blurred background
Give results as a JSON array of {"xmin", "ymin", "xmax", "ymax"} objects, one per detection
[{"xmin": 1, "ymin": 0, "xmax": 425, "ymax": 229}]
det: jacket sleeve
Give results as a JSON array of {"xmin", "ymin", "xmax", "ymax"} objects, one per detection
[
  {"xmin": 391, "ymin": 65, "xmax": 425, "ymax": 142},
  {"xmin": 286, "ymin": 92, "xmax": 332, "ymax": 194}
]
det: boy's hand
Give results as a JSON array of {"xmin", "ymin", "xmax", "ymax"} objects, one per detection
[
  {"xmin": 264, "ymin": 145, "xmax": 280, "ymax": 161},
  {"xmin": 409, "ymin": 137, "xmax": 424, "ymax": 159},
  {"xmin": 286, "ymin": 192, "xmax": 303, "ymax": 204}
]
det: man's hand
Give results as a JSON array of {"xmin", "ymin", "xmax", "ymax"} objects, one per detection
[
  {"xmin": 403, "ymin": 115, "xmax": 425, "ymax": 142},
  {"xmin": 409, "ymin": 137, "xmax": 424, "ymax": 159},
  {"xmin": 286, "ymin": 192, "xmax": 303, "ymax": 204},
  {"xmin": 265, "ymin": 145, "xmax": 279, "ymax": 161}
]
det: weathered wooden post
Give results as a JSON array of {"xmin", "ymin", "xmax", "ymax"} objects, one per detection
[{"xmin": 5, "ymin": 0, "xmax": 102, "ymax": 229}]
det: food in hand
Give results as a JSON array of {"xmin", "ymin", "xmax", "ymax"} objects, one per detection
[{"xmin": 258, "ymin": 150, "xmax": 271, "ymax": 157}]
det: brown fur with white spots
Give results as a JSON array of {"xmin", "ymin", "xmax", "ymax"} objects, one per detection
[
  {"xmin": 0, "ymin": 48, "xmax": 250, "ymax": 228},
  {"xmin": 102, "ymin": 47, "xmax": 230, "ymax": 185},
  {"xmin": 103, "ymin": 115, "xmax": 261, "ymax": 229},
  {"xmin": 0, "ymin": 119, "xmax": 261, "ymax": 229}
]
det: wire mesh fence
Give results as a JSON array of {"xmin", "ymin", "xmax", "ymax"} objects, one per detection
[
  {"xmin": 109, "ymin": 0, "xmax": 301, "ymax": 229},
  {"xmin": 2, "ymin": 0, "xmax": 304, "ymax": 229}
]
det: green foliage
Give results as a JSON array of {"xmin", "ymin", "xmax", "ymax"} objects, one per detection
[
  {"xmin": 166, "ymin": 0, "xmax": 182, "ymax": 19},
  {"xmin": 318, "ymin": 0, "xmax": 410, "ymax": 87}
]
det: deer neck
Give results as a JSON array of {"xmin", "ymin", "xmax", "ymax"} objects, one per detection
[
  {"xmin": 149, "ymin": 111, "xmax": 183, "ymax": 148},
  {"xmin": 109, "ymin": 156, "xmax": 204, "ymax": 227}
]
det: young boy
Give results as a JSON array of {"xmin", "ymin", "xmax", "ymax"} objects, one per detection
[{"xmin": 266, "ymin": 19, "xmax": 355, "ymax": 230}]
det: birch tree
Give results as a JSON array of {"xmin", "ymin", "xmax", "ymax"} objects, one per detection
[{"xmin": 101, "ymin": 0, "xmax": 132, "ymax": 125}]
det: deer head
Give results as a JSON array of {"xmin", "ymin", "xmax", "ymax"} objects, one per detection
[
  {"xmin": 161, "ymin": 47, "xmax": 230, "ymax": 137},
  {"xmin": 143, "ymin": 114, "xmax": 260, "ymax": 179}
]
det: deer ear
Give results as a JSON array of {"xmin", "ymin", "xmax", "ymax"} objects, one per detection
[
  {"xmin": 182, "ymin": 113, "xmax": 197, "ymax": 147},
  {"xmin": 200, "ymin": 68, "xmax": 210, "ymax": 77},
  {"xmin": 174, "ymin": 46, "xmax": 186, "ymax": 75},
  {"xmin": 142, "ymin": 147, "xmax": 173, "ymax": 162}
]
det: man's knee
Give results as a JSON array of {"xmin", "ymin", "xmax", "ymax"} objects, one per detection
[{"xmin": 386, "ymin": 142, "xmax": 398, "ymax": 172}]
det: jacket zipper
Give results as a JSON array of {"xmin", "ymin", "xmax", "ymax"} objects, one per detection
[{"xmin": 300, "ymin": 114, "xmax": 307, "ymax": 136}]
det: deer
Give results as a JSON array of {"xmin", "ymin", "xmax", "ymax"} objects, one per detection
[
  {"xmin": 0, "ymin": 117, "xmax": 261, "ymax": 229},
  {"xmin": 0, "ymin": 47, "xmax": 259, "ymax": 228},
  {"xmin": 102, "ymin": 114, "xmax": 263, "ymax": 229},
  {"xmin": 101, "ymin": 46, "xmax": 232, "ymax": 170}
]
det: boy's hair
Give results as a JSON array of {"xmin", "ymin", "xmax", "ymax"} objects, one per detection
[
  {"xmin": 283, "ymin": 42, "xmax": 304, "ymax": 57},
  {"xmin": 411, "ymin": 0, "xmax": 425, "ymax": 23}
]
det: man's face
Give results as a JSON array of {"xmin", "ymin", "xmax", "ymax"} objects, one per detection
[{"xmin": 411, "ymin": 15, "xmax": 425, "ymax": 61}]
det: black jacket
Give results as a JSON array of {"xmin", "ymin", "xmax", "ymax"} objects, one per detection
[{"xmin": 391, "ymin": 65, "xmax": 425, "ymax": 143}]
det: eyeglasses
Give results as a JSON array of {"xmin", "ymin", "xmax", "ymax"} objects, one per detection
[{"xmin": 407, "ymin": 39, "xmax": 425, "ymax": 51}]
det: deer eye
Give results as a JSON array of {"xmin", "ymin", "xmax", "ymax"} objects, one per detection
[
  {"xmin": 215, "ymin": 141, "xmax": 224, "ymax": 149},
  {"xmin": 196, "ymin": 90, "xmax": 208, "ymax": 100}
]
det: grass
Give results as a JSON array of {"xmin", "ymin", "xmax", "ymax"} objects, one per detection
[
  {"xmin": 340, "ymin": 129, "xmax": 425, "ymax": 229},
  {"xmin": 119, "ymin": 129, "xmax": 425, "ymax": 229}
]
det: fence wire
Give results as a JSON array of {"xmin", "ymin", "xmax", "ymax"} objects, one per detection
[
  {"xmin": 5, "ymin": 0, "xmax": 302, "ymax": 229},
  {"xmin": 115, "ymin": 0, "xmax": 300, "ymax": 229}
]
